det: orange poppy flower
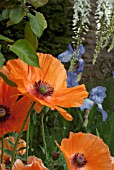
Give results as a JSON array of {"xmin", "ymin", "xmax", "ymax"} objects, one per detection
[
  {"xmin": 0, "ymin": 53, "xmax": 88, "ymax": 121},
  {"xmin": 12, "ymin": 156, "xmax": 48, "ymax": 170},
  {"xmin": 0, "ymin": 78, "xmax": 31, "ymax": 137},
  {"xmin": 55, "ymin": 132, "xmax": 112, "ymax": 170},
  {"xmin": 111, "ymin": 157, "xmax": 114, "ymax": 170},
  {"xmin": 0, "ymin": 137, "xmax": 26, "ymax": 165}
]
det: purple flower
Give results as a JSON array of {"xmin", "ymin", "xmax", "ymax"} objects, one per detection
[
  {"xmin": 57, "ymin": 44, "xmax": 85, "ymax": 63},
  {"xmin": 112, "ymin": 71, "xmax": 114, "ymax": 78},
  {"xmin": 77, "ymin": 58, "xmax": 84, "ymax": 73},
  {"xmin": 67, "ymin": 71, "xmax": 79, "ymax": 87},
  {"xmin": 57, "ymin": 44, "xmax": 74, "ymax": 63},
  {"xmin": 80, "ymin": 86, "xmax": 108, "ymax": 121},
  {"xmin": 89, "ymin": 86, "xmax": 106, "ymax": 104},
  {"xmin": 77, "ymin": 44, "xmax": 85, "ymax": 60}
]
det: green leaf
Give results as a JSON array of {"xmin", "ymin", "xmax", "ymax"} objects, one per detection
[
  {"xmin": 36, "ymin": 12, "xmax": 47, "ymax": 30},
  {"xmin": 6, "ymin": 139, "xmax": 15, "ymax": 148},
  {"xmin": 9, "ymin": 39, "xmax": 39, "ymax": 67},
  {"xmin": 24, "ymin": 22, "xmax": 38, "ymax": 50},
  {"xmin": 2, "ymin": 9, "xmax": 10, "ymax": 20},
  {"xmin": 29, "ymin": 12, "xmax": 47, "ymax": 38},
  {"xmin": 4, "ymin": 148, "xmax": 13, "ymax": 157},
  {"xmin": 0, "ymin": 72, "xmax": 17, "ymax": 87},
  {"xmin": 9, "ymin": 7, "xmax": 25, "ymax": 24},
  {"xmin": 0, "ymin": 52, "xmax": 6, "ymax": 68},
  {"xmin": 27, "ymin": 0, "xmax": 48, "ymax": 8},
  {"xmin": 16, "ymin": 154, "xmax": 26, "ymax": 161},
  {"xmin": 0, "ymin": 34, "xmax": 14, "ymax": 43}
]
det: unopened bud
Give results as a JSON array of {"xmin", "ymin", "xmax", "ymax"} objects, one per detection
[{"xmin": 52, "ymin": 152, "xmax": 60, "ymax": 161}]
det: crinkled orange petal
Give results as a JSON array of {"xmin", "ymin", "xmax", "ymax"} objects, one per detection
[
  {"xmin": 56, "ymin": 132, "xmax": 112, "ymax": 170},
  {"xmin": 51, "ymin": 84, "xmax": 88, "ymax": 107},
  {"xmin": 0, "ymin": 96, "xmax": 31, "ymax": 137},
  {"xmin": 12, "ymin": 156, "xmax": 48, "ymax": 170},
  {"xmin": 11, "ymin": 96, "xmax": 31, "ymax": 132},
  {"xmin": 12, "ymin": 159, "xmax": 24, "ymax": 170},
  {"xmin": 0, "ymin": 78, "xmax": 18, "ymax": 108},
  {"xmin": 54, "ymin": 106, "xmax": 73, "ymax": 121},
  {"xmin": 34, "ymin": 103, "xmax": 43, "ymax": 113},
  {"xmin": 37, "ymin": 52, "xmax": 67, "ymax": 90}
]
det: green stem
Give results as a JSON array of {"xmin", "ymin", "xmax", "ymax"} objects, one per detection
[
  {"xmin": 10, "ymin": 101, "xmax": 36, "ymax": 170},
  {"xmin": 50, "ymin": 160, "xmax": 55, "ymax": 170},
  {"xmin": 26, "ymin": 124, "xmax": 29, "ymax": 162},
  {"xmin": 1, "ymin": 136, "xmax": 4, "ymax": 164},
  {"xmin": 41, "ymin": 112, "xmax": 47, "ymax": 159}
]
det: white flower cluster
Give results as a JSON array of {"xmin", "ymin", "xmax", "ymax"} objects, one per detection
[
  {"xmin": 95, "ymin": 0, "xmax": 113, "ymax": 32},
  {"xmin": 72, "ymin": 0, "xmax": 91, "ymax": 39}
]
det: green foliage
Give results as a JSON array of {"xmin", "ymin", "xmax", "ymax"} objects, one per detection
[
  {"xmin": 9, "ymin": 39, "xmax": 39, "ymax": 67},
  {"xmin": 27, "ymin": 0, "xmax": 48, "ymax": 8},
  {"xmin": 0, "ymin": 72, "xmax": 17, "ymax": 87},
  {"xmin": 24, "ymin": 22, "xmax": 38, "ymax": 50},
  {"xmin": 0, "ymin": 0, "xmax": 47, "ymax": 65},
  {"xmin": 29, "ymin": 12, "xmax": 47, "ymax": 38}
]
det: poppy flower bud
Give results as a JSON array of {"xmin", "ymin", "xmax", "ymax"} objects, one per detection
[{"xmin": 52, "ymin": 152, "xmax": 60, "ymax": 161}]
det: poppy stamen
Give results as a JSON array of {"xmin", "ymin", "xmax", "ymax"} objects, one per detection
[
  {"xmin": 0, "ymin": 105, "xmax": 10, "ymax": 121},
  {"xmin": 71, "ymin": 153, "xmax": 87, "ymax": 168},
  {"xmin": 34, "ymin": 80, "xmax": 54, "ymax": 98}
]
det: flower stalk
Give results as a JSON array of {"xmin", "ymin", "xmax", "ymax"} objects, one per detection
[
  {"xmin": 10, "ymin": 101, "xmax": 36, "ymax": 170},
  {"xmin": 41, "ymin": 112, "xmax": 48, "ymax": 159},
  {"xmin": 1, "ymin": 136, "xmax": 4, "ymax": 164}
]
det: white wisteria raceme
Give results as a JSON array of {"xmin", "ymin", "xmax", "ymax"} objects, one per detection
[
  {"xmin": 72, "ymin": 0, "xmax": 91, "ymax": 44},
  {"xmin": 95, "ymin": 0, "xmax": 113, "ymax": 32}
]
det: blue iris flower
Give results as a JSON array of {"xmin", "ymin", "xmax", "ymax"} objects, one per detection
[
  {"xmin": 112, "ymin": 71, "xmax": 114, "ymax": 78},
  {"xmin": 58, "ymin": 44, "xmax": 85, "ymax": 88},
  {"xmin": 80, "ymin": 86, "xmax": 108, "ymax": 121},
  {"xmin": 57, "ymin": 44, "xmax": 85, "ymax": 63},
  {"xmin": 77, "ymin": 44, "xmax": 85, "ymax": 60},
  {"xmin": 67, "ymin": 71, "xmax": 79, "ymax": 87}
]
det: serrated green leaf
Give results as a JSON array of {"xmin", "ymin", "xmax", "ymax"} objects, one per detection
[
  {"xmin": 0, "ymin": 34, "xmax": 14, "ymax": 43},
  {"xmin": 24, "ymin": 22, "xmax": 38, "ymax": 50},
  {"xmin": 6, "ymin": 139, "xmax": 15, "ymax": 148},
  {"xmin": 9, "ymin": 39, "xmax": 39, "ymax": 67},
  {"xmin": 27, "ymin": 0, "xmax": 48, "ymax": 8},
  {"xmin": 29, "ymin": 12, "xmax": 47, "ymax": 38},
  {"xmin": 0, "ymin": 72, "xmax": 17, "ymax": 87},
  {"xmin": 2, "ymin": 9, "xmax": 10, "ymax": 20},
  {"xmin": 0, "ymin": 52, "xmax": 6, "ymax": 68},
  {"xmin": 9, "ymin": 7, "xmax": 25, "ymax": 24},
  {"xmin": 4, "ymin": 148, "xmax": 13, "ymax": 157},
  {"xmin": 16, "ymin": 154, "xmax": 26, "ymax": 161}
]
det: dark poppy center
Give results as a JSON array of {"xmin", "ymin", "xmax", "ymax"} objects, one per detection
[
  {"xmin": 71, "ymin": 153, "xmax": 87, "ymax": 168},
  {"xmin": 34, "ymin": 80, "xmax": 54, "ymax": 97},
  {"xmin": 0, "ymin": 105, "xmax": 10, "ymax": 121}
]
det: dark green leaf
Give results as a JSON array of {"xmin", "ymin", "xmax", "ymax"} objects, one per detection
[
  {"xmin": 9, "ymin": 7, "xmax": 25, "ymax": 24},
  {"xmin": 4, "ymin": 148, "xmax": 13, "ymax": 157},
  {"xmin": 24, "ymin": 22, "xmax": 38, "ymax": 50},
  {"xmin": 2, "ymin": 9, "xmax": 10, "ymax": 20},
  {"xmin": 0, "ymin": 34, "xmax": 14, "ymax": 43},
  {"xmin": 27, "ymin": 0, "xmax": 48, "ymax": 8},
  {"xmin": 0, "ymin": 52, "xmax": 6, "ymax": 68},
  {"xmin": 29, "ymin": 12, "xmax": 47, "ymax": 38},
  {"xmin": 16, "ymin": 154, "xmax": 26, "ymax": 161},
  {"xmin": 9, "ymin": 39, "xmax": 39, "ymax": 67},
  {"xmin": 6, "ymin": 139, "xmax": 15, "ymax": 148},
  {"xmin": 0, "ymin": 72, "xmax": 17, "ymax": 87}
]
